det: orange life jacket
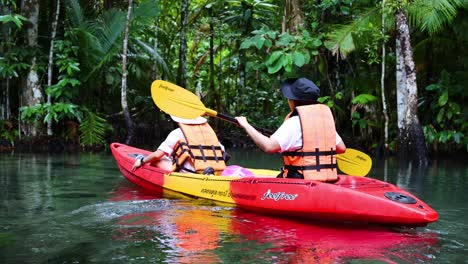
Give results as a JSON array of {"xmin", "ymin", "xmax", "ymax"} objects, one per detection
[
  {"xmin": 281, "ymin": 104, "xmax": 338, "ymax": 182},
  {"xmin": 172, "ymin": 122, "xmax": 226, "ymax": 174}
]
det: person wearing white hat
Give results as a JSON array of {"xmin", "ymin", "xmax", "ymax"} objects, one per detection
[{"xmin": 132, "ymin": 115, "xmax": 226, "ymax": 174}]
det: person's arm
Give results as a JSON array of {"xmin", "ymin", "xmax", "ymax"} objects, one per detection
[
  {"xmin": 132, "ymin": 149, "xmax": 166, "ymax": 171},
  {"xmin": 235, "ymin": 116, "xmax": 280, "ymax": 153}
]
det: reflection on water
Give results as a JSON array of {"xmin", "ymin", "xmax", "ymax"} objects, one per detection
[
  {"xmin": 105, "ymin": 184, "xmax": 440, "ymax": 264},
  {"xmin": 0, "ymin": 151, "xmax": 467, "ymax": 263}
]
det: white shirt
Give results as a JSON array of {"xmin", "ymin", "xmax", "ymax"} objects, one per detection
[
  {"xmin": 157, "ymin": 128, "xmax": 185, "ymax": 155},
  {"xmin": 157, "ymin": 128, "xmax": 225, "ymax": 172},
  {"xmin": 271, "ymin": 116, "xmax": 343, "ymax": 153}
]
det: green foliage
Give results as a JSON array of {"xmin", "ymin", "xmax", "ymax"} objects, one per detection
[
  {"xmin": 318, "ymin": 0, "xmax": 354, "ymax": 16},
  {"xmin": 350, "ymin": 93, "xmax": 378, "ymax": 129},
  {"xmin": 79, "ymin": 111, "xmax": 111, "ymax": 148},
  {"xmin": 46, "ymin": 39, "xmax": 81, "ymax": 100},
  {"xmin": 324, "ymin": 7, "xmax": 381, "ymax": 59},
  {"xmin": 422, "ymin": 71, "xmax": 467, "ymax": 152},
  {"xmin": 45, "ymin": 103, "xmax": 82, "ymax": 123},
  {"xmin": 0, "ymin": 4, "xmax": 32, "ymax": 80},
  {"xmin": 135, "ymin": 39, "xmax": 172, "ymax": 80},
  {"xmin": 351, "ymin": 93, "xmax": 378, "ymax": 105},
  {"xmin": 20, "ymin": 103, "xmax": 82, "ymax": 124},
  {"xmin": 0, "ymin": 47, "xmax": 30, "ymax": 79},
  {"xmin": 408, "ymin": 0, "xmax": 468, "ymax": 35},
  {"xmin": 241, "ymin": 27, "xmax": 322, "ymax": 74},
  {"xmin": 356, "ymin": 23, "xmax": 389, "ymax": 65},
  {"xmin": 223, "ymin": 0, "xmax": 277, "ymax": 33},
  {"xmin": 20, "ymin": 38, "xmax": 83, "ymax": 128},
  {"xmin": 0, "ymin": 232, "xmax": 15, "ymax": 247},
  {"xmin": 324, "ymin": 24, "xmax": 356, "ymax": 59},
  {"xmin": 0, "ymin": 121, "xmax": 18, "ymax": 146},
  {"xmin": 318, "ymin": 92, "xmax": 344, "ymax": 110},
  {"xmin": 0, "ymin": 0, "xmax": 26, "ymax": 29},
  {"xmin": 64, "ymin": 0, "xmax": 163, "ymax": 98},
  {"xmin": 2, "ymin": 0, "xmax": 468, "ymax": 155},
  {"xmin": 0, "ymin": 13, "xmax": 27, "ymax": 28}
]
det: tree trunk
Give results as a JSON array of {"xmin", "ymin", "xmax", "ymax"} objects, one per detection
[
  {"xmin": 395, "ymin": 10, "xmax": 429, "ymax": 165},
  {"xmin": 21, "ymin": 0, "xmax": 43, "ymax": 137},
  {"xmin": 237, "ymin": 4, "xmax": 254, "ymax": 114},
  {"xmin": 1, "ymin": 4, "xmax": 11, "ymax": 120},
  {"xmin": 208, "ymin": 7, "xmax": 220, "ymax": 129},
  {"xmin": 395, "ymin": 37, "xmax": 407, "ymax": 148},
  {"xmin": 151, "ymin": 18, "xmax": 159, "ymax": 80},
  {"xmin": 1, "ymin": 78, "xmax": 11, "ymax": 120},
  {"xmin": 46, "ymin": 0, "xmax": 61, "ymax": 136},
  {"xmin": 380, "ymin": 0, "xmax": 389, "ymax": 155},
  {"xmin": 283, "ymin": 0, "xmax": 304, "ymax": 33},
  {"xmin": 177, "ymin": 0, "xmax": 190, "ymax": 88},
  {"xmin": 237, "ymin": 49, "xmax": 245, "ymax": 114},
  {"xmin": 104, "ymin": 0, "xmax": 114, "ymax": 10},
  {"xmin": 121, "ymin": 0, "xmax": 134, "ymax": 145}
]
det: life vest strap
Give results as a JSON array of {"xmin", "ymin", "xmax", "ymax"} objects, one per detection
[
  {"xmin": 193, "ymin": 156, "xmax": 222, "ymax": 161},
  {"xmin": 284, "ymin": 164, "xmax": 337, "ymax": 171},
  {"xmin": 173, "ymin": 141, "xmax": 224, "ymax": 168},
  {"xmin": 197, "ymin": 144, "xmax": 207, "ymax": 162},
  {"xmin": 282, "ymin": 149, "xmax": 336, "ymax": 157},
  {"xmin": 211, "ymin": 145, "xmax": 219, "ymax": 162},
  {"xmin": 189, "ymin": 144, "xmax": 223, "ymax": 163},
  {"xmin": 173, "ymin": 142, "xmax": 194, "ymax": 158},
  {"xmin": 187, "ymin": 145, "xmax": 223, "ymax": 150}
]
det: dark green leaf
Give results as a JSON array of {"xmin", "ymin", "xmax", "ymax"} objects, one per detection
[
  {"xmin": 292, "ymin": 51, "xmax": 306, "ymax": 67},
  {"xmin": 438, "ymin": 90, "xmax": 448, "ymax": 106}
]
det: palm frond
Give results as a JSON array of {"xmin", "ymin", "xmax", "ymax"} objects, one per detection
[
  {"xmin": 408, "ymin": 0, "xmax": 468, "ymax": 35},
  {"xmin": 135, "ymin": 39, "xmax": 173, "ymax": 79},
  {"xmin": 98, "ymin": 9, "xmax": 126, "ymax": 54},
  {"xmin": 64, "ymin": 0, "xmax": 84, "ymax": 27},
  {"xmin": 325, "ymin": 24, "xmax": 356, "ymax": 59},
  {"xmin": 132, "ymin": 0, "xmax": 160, "ymax": 23},
  {"xmin": 324, "ymin": 7, "xmax": 380, "ymax": 59},
  {"xmin": 79, "ymin": 111, "xmax": 110, "ymax": 147}
]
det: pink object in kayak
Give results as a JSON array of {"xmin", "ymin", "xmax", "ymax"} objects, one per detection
[{"xmin": 221, "ymin": 165, "xmax": 254, "ymax": 177}]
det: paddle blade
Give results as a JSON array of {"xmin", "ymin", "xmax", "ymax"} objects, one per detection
[
  {"xmin": 151, "ymin": 80, "xmax": 207, "ymax": 119},
  {"xmin": 337, "ymin": 148, "xmax": 372, "ymax": 176}
]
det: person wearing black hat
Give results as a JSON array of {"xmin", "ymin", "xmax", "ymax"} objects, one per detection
[{"xmin": 235, "ymin": 77, "xmax": 346, "ymax": 181}]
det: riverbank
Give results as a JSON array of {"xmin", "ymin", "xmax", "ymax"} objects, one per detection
[{"xmin": 1, "ymin": 119, "xmax": 466, "ymax": 161}]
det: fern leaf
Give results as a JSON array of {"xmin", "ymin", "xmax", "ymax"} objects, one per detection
[{"xmin": 79, "ymin": 111, "xmax": 109, "ymax": 147}]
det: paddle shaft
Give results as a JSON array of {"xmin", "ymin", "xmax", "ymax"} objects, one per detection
[{"xmin": 217, "ymin": 112, "xmax": 273, "ymax": 137}]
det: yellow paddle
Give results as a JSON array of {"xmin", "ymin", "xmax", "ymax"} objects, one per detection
[
  {"xmin": 151, "ymin": 80, "xmax": 273, "ymax": 136},
  {"xmin": 336, "ymin": 148, "xmax": 372, "ymax": 176},
  {"xmin": 151, "ymin": 80, "xmax": 372, "ymax": 176}
]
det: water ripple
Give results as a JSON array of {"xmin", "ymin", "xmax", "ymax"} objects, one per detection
[{"xmin": 69, "ymin": 199, "xmax": 173, "ymax": 222}]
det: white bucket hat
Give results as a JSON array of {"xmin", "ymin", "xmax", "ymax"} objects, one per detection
[{"xmin": 170, "ymin": 115, "xmax": 207, "ymax": 124}]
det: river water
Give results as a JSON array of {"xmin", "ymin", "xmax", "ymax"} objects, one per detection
[{"xmin": 0, "ymin": 149, "xmax": 467, "ymax": 263}]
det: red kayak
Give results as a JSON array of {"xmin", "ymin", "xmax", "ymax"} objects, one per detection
[{"xmin": 111, "ymin": 143, "xmax": 438, "ymax": 226}]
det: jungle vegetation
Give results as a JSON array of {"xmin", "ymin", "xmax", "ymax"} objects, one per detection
[{"xmin": 1, "ymin": 0, "xmax": 467, "ymax": 163}]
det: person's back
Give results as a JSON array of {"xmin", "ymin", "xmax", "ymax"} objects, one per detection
[
  {"xmin": 280, "ymin": 104, "xmax": 338, "ymax": 181},
  {"xmin": 235, "ymin": 77, "xmax": 346, "ymax": 182},
  {"xmin": 132, "ymin": 116, "xmax": 226, "ymax": 174},
  {"xmin": 172, "ymin": 118, "xmax": 226, "ymax": 175}
]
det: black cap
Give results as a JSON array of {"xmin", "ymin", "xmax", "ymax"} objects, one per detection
[{"xmin": 281, "ymin": 77, "xmax": 320, "ymax": 101}]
